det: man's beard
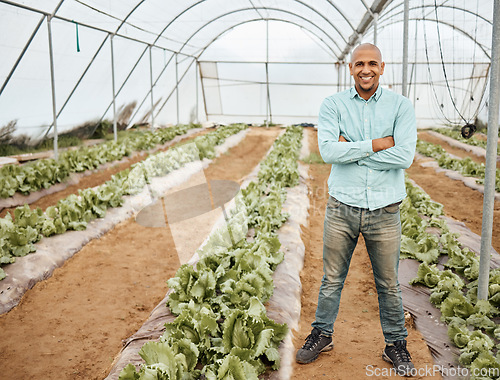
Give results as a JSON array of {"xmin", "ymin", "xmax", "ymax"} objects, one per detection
[{"xmin": 357, "ymin": 83, "xmax": 375, "ymax": 93}]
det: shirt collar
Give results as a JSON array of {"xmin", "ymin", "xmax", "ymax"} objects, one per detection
[{"xmin": 350, "ymin": 85, "xmax": 383, "ymax": 102}]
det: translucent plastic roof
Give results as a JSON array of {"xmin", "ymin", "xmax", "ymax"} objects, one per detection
[{"xmin": 0, "ymin": 0, "xmax": 496, "ymax": 134}]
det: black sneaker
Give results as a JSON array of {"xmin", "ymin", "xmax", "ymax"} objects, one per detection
[
  {"xmin": 382, "ymin": 340, "xmax": 415, "ymax": 377},
  {"xmin": 295, "ymin": 327, "xmax": 334, "ymax": 364}
]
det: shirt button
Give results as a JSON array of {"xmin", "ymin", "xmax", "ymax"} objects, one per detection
[
  {"xmin": 369, "ymin": 170, "xmax": 372, "ymax": 173},
  {"xmin": 366, "ymin": 153, "xmax": 369, "ymax": 156},
  {"xmin": 368, "ymin": 187, "xmax": 371, "ymax": 189}
]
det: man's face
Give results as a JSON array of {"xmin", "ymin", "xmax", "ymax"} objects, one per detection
[{"xmin": 349, "ymin": 47, "xmax": 385, "ymax": 100}]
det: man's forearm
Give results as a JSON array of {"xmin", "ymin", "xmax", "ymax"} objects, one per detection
[
  {"xmin": 372, "ymin": 136, "xmax": 394, "ymax": 152},
  {"xmin": 339, "ymin": 135, "xmax": 394, "ymax": 153},
  {"xmin": 320, "ymin": 138, "xmax": 373, "ymax": 164},
  {"xmin": 357, "ymin": 144, "xmax": 416, "ymax": 170},
  {"xmin": 338, "ymin": 135, "xmax": 412, "ymax": 169}
]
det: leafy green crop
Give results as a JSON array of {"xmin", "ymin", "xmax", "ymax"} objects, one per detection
[
  {"xmin": 0, "ymin": 124, "xmax": 247, "ymax": 278},
  {"xmin": 0, "ymin": 124, "xmax": 195, "ymax": 198},
  {"xmin": 404, "ymin": 178, "xmax": 500, "ymax": 377},
  {"xmin": 119, "ymin": 125, "xmax": 303, "ymax": 379},
  {"xmin": 434, "ymin": 128, "xmax": 500, "ymax": 152},
  {"xmin": 416, "ymin": 139, "xmax": 500, "ymax": 192}
]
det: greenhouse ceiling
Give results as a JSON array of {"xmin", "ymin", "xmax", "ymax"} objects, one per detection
[{"xmin": 0, "ymin": 0, "xmax": 496, "ymax": 135}]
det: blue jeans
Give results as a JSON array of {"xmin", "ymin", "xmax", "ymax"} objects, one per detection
[{"xmin": 312, "ymin": 196, "xmax": 408, "ymax": 344}]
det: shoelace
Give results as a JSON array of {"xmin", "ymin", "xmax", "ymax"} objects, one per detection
[
  {"xmin": 393, "ymin": 343, "xmax": 412, "ymax": 362},
  {"xmin": 303, "ymin": 331, "xmax": 321, "ymax": 350}
]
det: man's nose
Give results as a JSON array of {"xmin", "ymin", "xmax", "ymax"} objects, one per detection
[{"xmin": 362, "ymin": 64, "xmax": 371, "ymax": 72}]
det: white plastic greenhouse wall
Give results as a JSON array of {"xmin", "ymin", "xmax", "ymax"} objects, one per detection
[{"xmin": 0, "ymin": 0, "xmax": 497, "ymax": 139}]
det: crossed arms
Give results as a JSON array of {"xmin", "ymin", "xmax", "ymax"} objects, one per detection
[{"xmin": 318, "ymin": 97, "xmax": 417, "ymax": 170}]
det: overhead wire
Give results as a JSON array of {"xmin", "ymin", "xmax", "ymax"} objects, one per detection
[
  {"xmin": 433, "ymin": 0, "xmax": 468, "ymax": 124},
  {"xmin": 421, "ymin": 0, "xmax": 455, "ymax": 125},
  {"xmin": 432, "ymin": 0, "xmax": 488, "ymax": 125},
  {"xmin": 461, "ymin": 0, "xmax": 490, "ymax": 122}
]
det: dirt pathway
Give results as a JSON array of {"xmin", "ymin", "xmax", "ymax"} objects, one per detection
[
  {"xmin": 0, "ymin": 127, "xmax": 281, "ymax": 380},
  {"xmin": 291, "ymin": 128, "xmax": 441, "ymax": 380},
  {"xmin": 406, "ymin": 157, "xmax": 500, "ymax": 254},
  {"xmin": 418, "ymin": 131, "xmax": 500, "ymax": 168}
]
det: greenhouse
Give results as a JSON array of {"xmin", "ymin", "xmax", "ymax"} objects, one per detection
[{"xmin": 0, "ymin": 0, "xmax": 499, "ymax": 379}]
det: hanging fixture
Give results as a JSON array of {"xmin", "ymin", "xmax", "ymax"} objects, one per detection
[{"xmin": 460, "ymin": 123, "xmax": 477, "ymax": 138}]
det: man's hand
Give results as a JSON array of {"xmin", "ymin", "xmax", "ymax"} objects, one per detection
[
  {"xmin": 339, "ymin": 135, "xmax": 394, "ymax": 153},
  {"xmin": 372, "ymin": 136, "xmax": 394, "ymax": 152}
]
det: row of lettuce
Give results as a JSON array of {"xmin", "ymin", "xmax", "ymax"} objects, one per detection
[
  {"xmin": 434, "ymin": 128, "xmax": 500, "ymax": 152},
  {"xmin": 0, "ymin": 124, "xmax": 247, "ymax": 281},
  {"xmin": 402, "ymin": 179, "xmax": 500, "ymax": 378},
  {"xmin": 118, "ymin": 126, "xmax": 303, "ymax": 380},
  {"xmin": 416, "ymin": 139, "xmax": 500, "ymax": 192},
  {"xmin": 0, "ymin": 124, "xmax": 200, "ymax": 199}
]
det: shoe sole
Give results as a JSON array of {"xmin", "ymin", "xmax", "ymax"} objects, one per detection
[
  {"xmin": 296, "ymin": 343, "xmax": 334, "ymax": 364},
  {"xmin": 382, "ymin": 352, "xmax": 413, "ymax": 377}
]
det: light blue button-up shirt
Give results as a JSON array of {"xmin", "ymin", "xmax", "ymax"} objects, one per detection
[{"xmin": 318, "ymin": 86, "xmax": 417, "ymax": 210}]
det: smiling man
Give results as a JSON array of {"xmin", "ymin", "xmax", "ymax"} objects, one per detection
[{"xmin": 295, "ymin": 43, "xmax": 417, "ymax": 377}]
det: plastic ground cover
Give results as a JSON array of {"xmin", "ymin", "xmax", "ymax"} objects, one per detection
[
  {"xmin": 425, "ymin": 131, "xmax": 500, "ymax": 163},
  {"xmin": 104, "ymin": 129, "xmax": 310, "ymax": 379},
  {"xmin": 0, "ymin": 128, "xmax": 249, "ymax": 315},
  {"xmin": 399, "ymin": 179, "xmax": 500, "ymax": 379},
  {"xmin": 415, "ymin": 153, "xmax": 500, "ymax": 201}
]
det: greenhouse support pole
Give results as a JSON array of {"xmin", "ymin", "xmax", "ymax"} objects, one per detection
[
  {"xmin": 149, "ymin": 45, "xmax": 155, "ymax": 129},
  {"xmin": 373, "ymin": 13, "xmax": 379, "ymax": 45},
  {"xmin": 97, "ymin": 45, "xmax": 150, "ymax": 132},
  {"xmin": 176, "ymin": 53, "xmax": 179, "ymax": 125},
  {"xmin": 340, "ymin": 64, "xmax": 343, "ymax": 91},
  {"xmin": 110, "ymin": 34, "xmax": 117, "ymax": 142},
  {"xmin": 47, "ymin": 15, "xmax": 58, "ymax": 160},
  {"xmin": 266, "ymin": 62, "xmax": 271, "ymax": 126},
  {"xmin": 195, "ymin": 60, "xmax": 199, "ymax": 124},
  {"xmin": 337, "ymin": 63, "xmax": 341, "ymax": 92},
  {"xmin": 199, "ymin": 62, "xmax": 209, "ymax": 122},
  {"xmin": 125, "ymin": 52, "xmax": 176, "ymax": 129},
  {"xmin": 345, "ymin": 61, "xmax": 349, "ymax": 90},
  {"xmin": 154, "ymin": 58, "xmax": 197, "ymax": 123},
  {"xmin": 413, "ymin": 20, "xmax": 418, "ymax": 104},
  {"xmin": 478, "ymin": 0, "xmax": 500, "ymax": 301},
  {"xmin": 265, "ymin": 20, "xmax": 270, "ymax": 127},
  {"xmin": 402, "ymin": 0, "xmax": 409, "ymax": 97}
]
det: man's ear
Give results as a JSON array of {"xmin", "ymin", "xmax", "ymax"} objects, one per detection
[
  {"xmin": 380, "ymin": 62, "xmax": 385, "ymax": 75},
  {"xmin": 348, "ymin": 62, "xmax": 353, "ymax": 75}
]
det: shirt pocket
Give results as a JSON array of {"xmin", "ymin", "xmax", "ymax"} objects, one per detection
[{"xmin": 373, "ymin": 114, "xmax": 395, "ymax": 138}]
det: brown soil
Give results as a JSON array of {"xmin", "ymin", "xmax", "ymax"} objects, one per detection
[
  {"xmin": 0, "ymin": 127, "xmax": 281, "ymax": 380},
  {"xmin": 291, "ymin": 129, "xmax": 441, "ymax": 380},
  {"xmin": 413, "ymin": 130, "xmax": 500, "ymax": 253},
  {"xmin": 418, "ymin": 131, "xmax": 500, "ymax": 168},
  {"xmin": 406, "ymin": 158, "xmax": 500, "ymax": 254},
  {"xmin": 0, "ymin": 126, "xmax": 491, "ymax": 380}
]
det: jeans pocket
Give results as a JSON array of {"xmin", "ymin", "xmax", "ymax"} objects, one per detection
[
  {"xmin": 327, "ymin": 196, "xmax": 341, "ymax": 209},
  {"xmin": 383, "ymin": 201, "xmax": 401, "ymax": 214}
]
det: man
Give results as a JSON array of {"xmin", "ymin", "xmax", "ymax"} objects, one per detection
[{"xmin": 295, "ymin": 43, "xmax": 417, "ymax": 377}]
